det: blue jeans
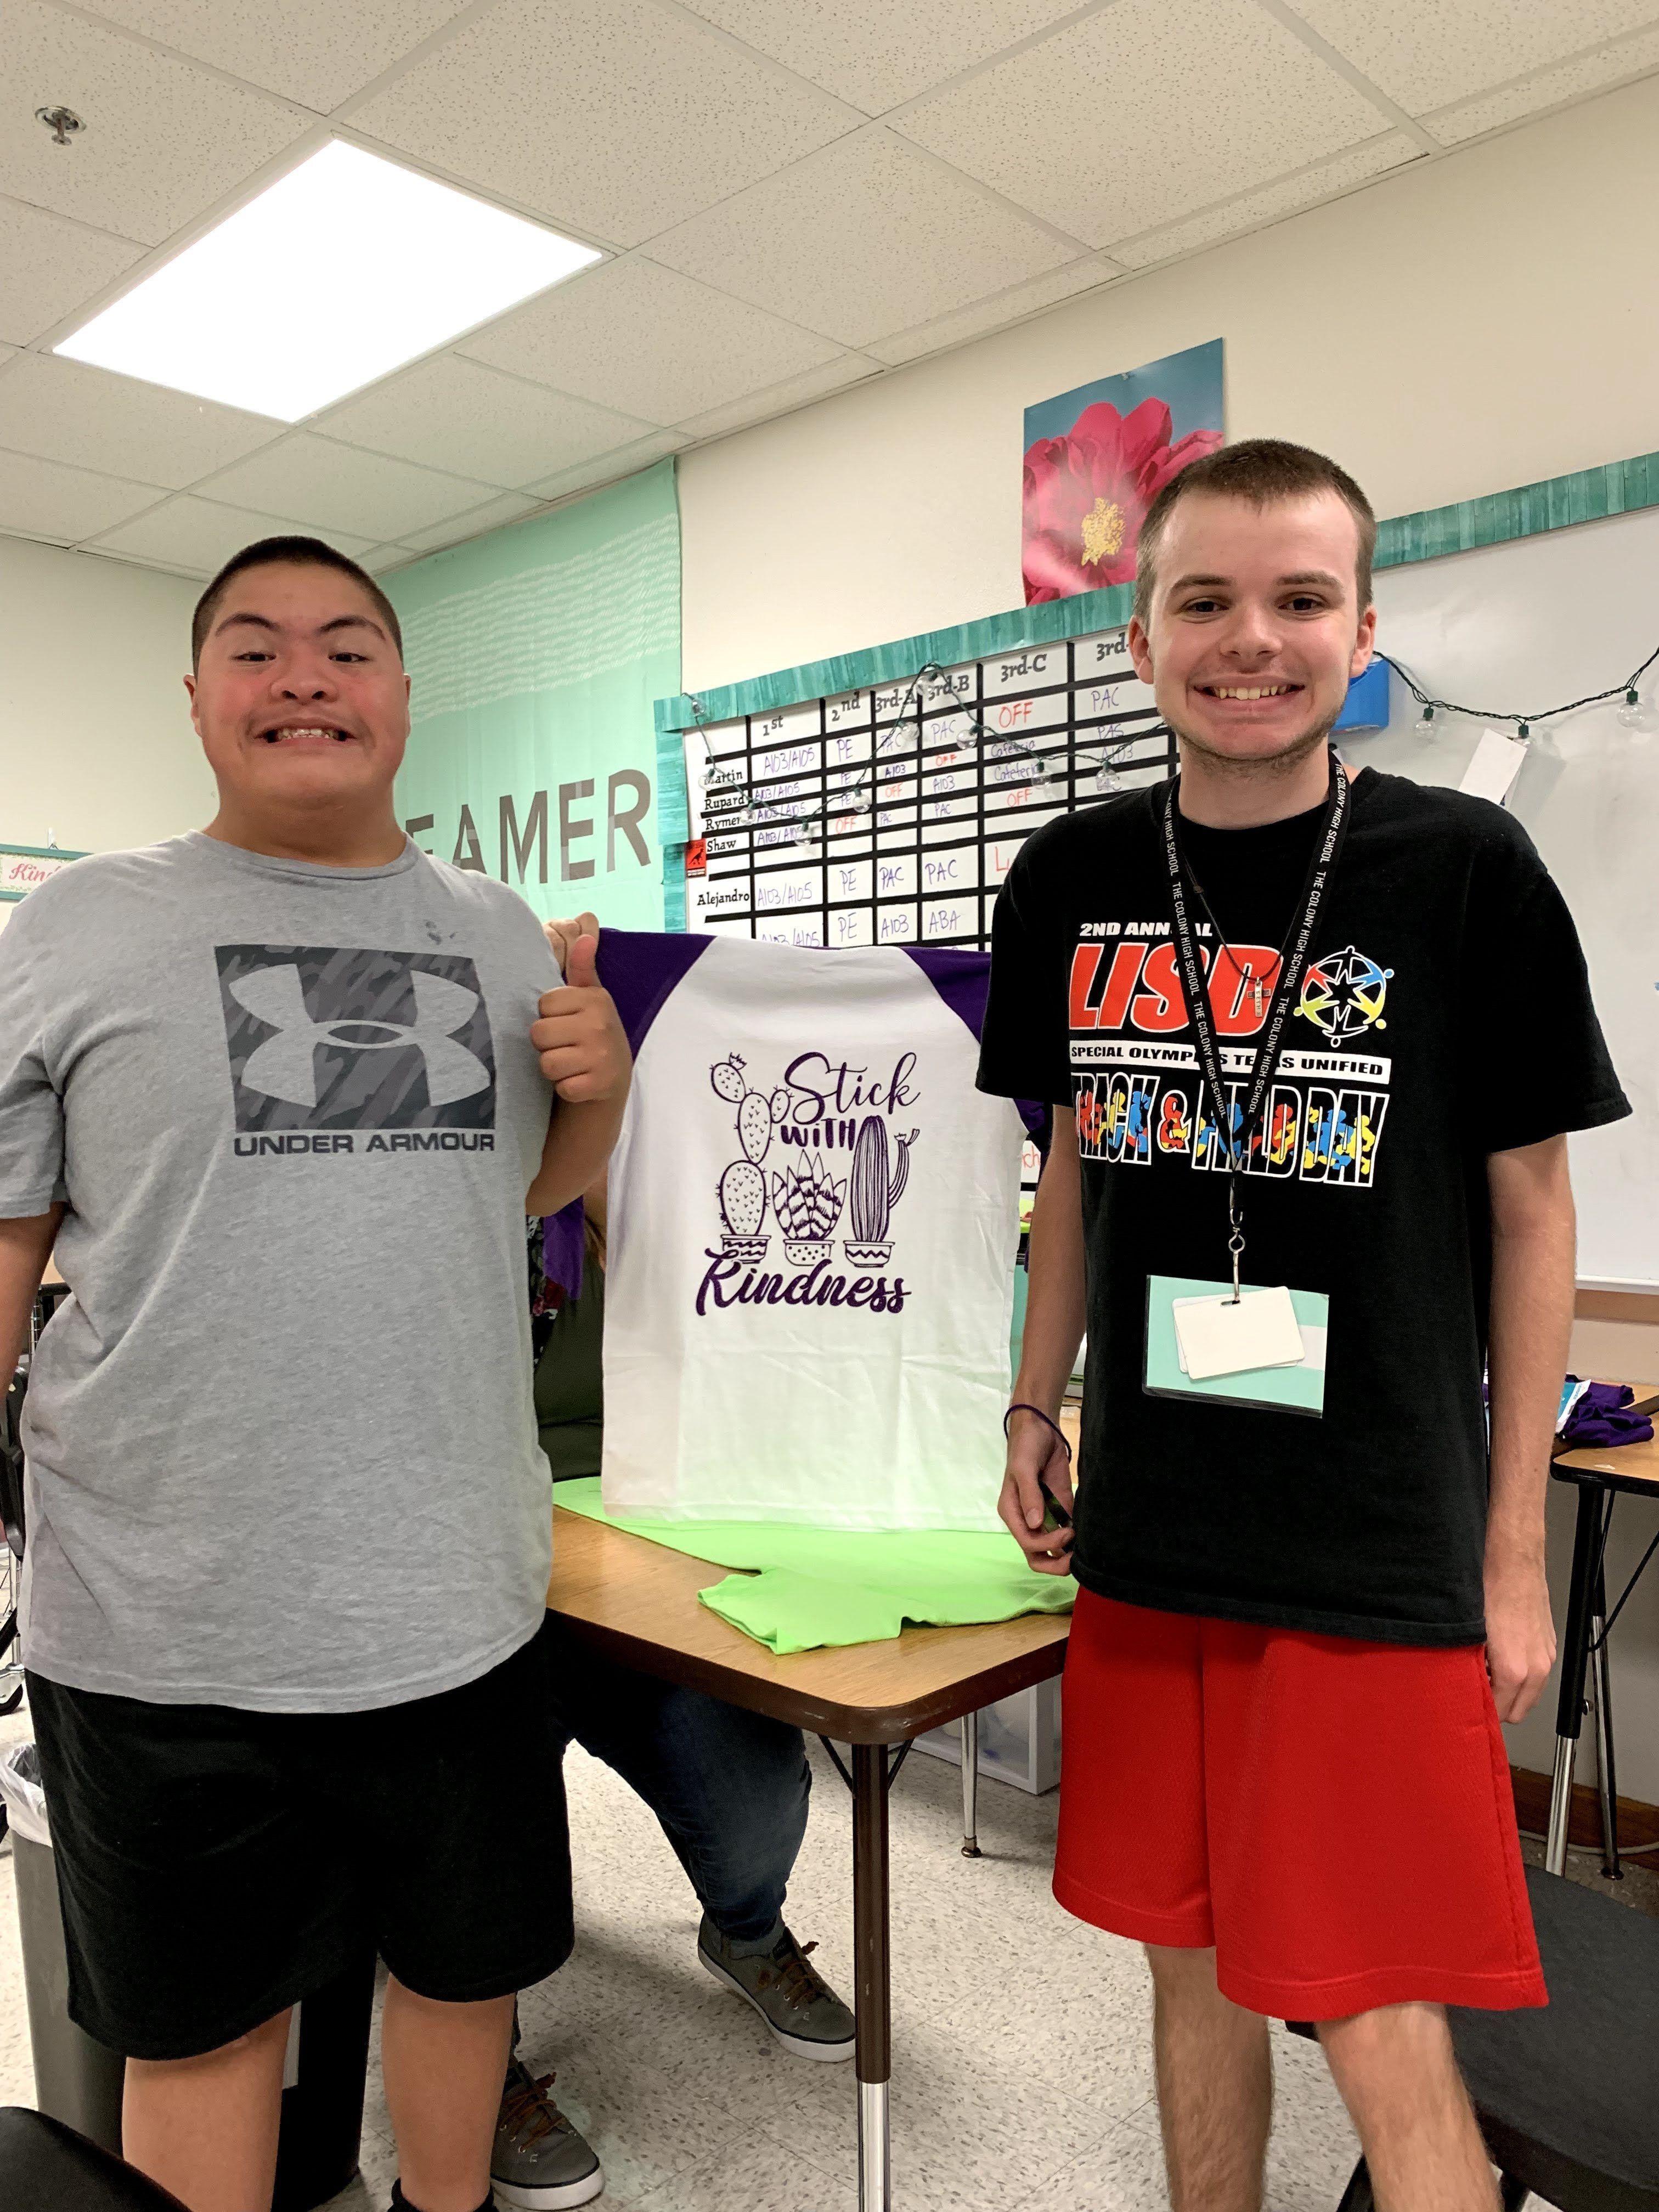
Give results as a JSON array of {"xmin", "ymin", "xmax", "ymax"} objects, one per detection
[{"xmin": 543, "ymin": 1615, "xmax": 811, "ymax": 1944}]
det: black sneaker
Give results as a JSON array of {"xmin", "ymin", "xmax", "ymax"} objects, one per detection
[{"xmin": 489, "ymin": 2058, "xmax": 604, "ymax": 2209}]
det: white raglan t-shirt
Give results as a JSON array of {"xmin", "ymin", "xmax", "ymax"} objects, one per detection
[{"xmin": 595, "ymin": 933, "xmax": 1036, "ymax": 1532}]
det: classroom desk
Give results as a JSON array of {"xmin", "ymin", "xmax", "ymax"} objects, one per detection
[
  {"xmin": 1546, "ymin": 1389, "xmax": 1659, "ymax": 1877},
  {"xmin": 545, "ymin": 1504, "xmax": 1072, "ymax": 2212}
]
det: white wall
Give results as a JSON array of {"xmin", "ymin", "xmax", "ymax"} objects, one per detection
[
  {"xmin": 0, "ymin": 539, "xmax": 212, "ymax": 909},
  {"xmin": 679, "ymin": 70, "xmax": 1659, "ymax": 694}
]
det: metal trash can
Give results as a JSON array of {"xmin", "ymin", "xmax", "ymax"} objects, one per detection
[{"xmin": 2, "ymin": 1740, "xmax": 376, "ymax": 2209}]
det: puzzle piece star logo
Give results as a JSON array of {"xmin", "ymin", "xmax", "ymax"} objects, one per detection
[{"xmin": 1296, "ymin": 944, "xmax": 1392, "ymax": 1045}]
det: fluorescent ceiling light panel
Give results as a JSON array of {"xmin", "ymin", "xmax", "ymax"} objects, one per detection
[{"xmin": 55, "ymin": 141, "xmax": 602, "ymax": 422}]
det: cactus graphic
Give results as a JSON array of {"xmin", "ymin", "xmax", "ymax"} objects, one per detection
[
  {"xmin": 711, "ymin": 1053, "xmax": 790, "ymax": 1256},
  {"xmin": 718, "ymin": 1159, "xmax": 768, "ymax": 1257},
  {"xmin": 843, "ymin": 1117, "xmax": 918, "ymax": 1266},
  {"xmin": 771, "ymin": 1152, "xmax": 847, "ymax": 1266},
  {"xmin": 711, "ymin": 1054, "xmax": 790, "ymax": 1163}
]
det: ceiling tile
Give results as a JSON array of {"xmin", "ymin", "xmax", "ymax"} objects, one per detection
[
  {"xmin": 524, "ymin": 428, "xmax": 687, "ymax": 501},
  {"xmin": 1112, "ymin": 132, "xmax": 1421, "ymax": 268},
  {"xmin": 396, "ymin": 490, "xmax": 542, "ymax": 553},
  {"xmin": 1423, "ymin": 24, "xmax": 1659, "ymax": 144},
  {"xmin": 71, "ymin": 1, "xmax": 474, "ymax": 114},
  {"xmin": 459, "ymin": 257, "xmax": 848, "ymax": 427},
  {"xmin": 898, "ymin": 0, "xmax": 1390, "ymax": 246},
  {"xmin": 679, "ymin": 0, "xmax": 1092, "ymax": 116},
  {"xmin": 866, "ymin": 258, "xmax": 1118, "ymax": 366},
  {"xmin": 0, "ymin": 353, "xmax": 282, "ymax": 487},
  {"xmin": 651, "ymin": 130, "xmax": 1078, "ymax": 348},
  {"xmin": 195, "ymin": 433, "xmax": 499, "ymax": 539},
  {"xmin": 0, "ymin": 449, "xmax": 161, "ymax": 541},
  {"xmin": 361, "ymin": 543, "xmax": 422, "ymax": 573},
  {"xmin": 1282, "ymin": 0, "xmax": 1659, "ymax": 115},
  {"xmin": 350, "ymin": 0, "xmax": 854, "ymax": 247},
  {"xmin": 674, "ymin": 357, "xmax": 880, "ymax": 441},
  {"xmin": 0, "ymin": 1, "xmax": 313, "ymax": 246},
  {"xmin": 87, "ymin": 493, "xmax": 376, "ymax": 574},
  {"xmin": 0, "ymin": 199, "xmax": 146, "ymax": 346},
  {"xmin": 314, "ymin": 353, "xmax": 656, "ymax": 489}
]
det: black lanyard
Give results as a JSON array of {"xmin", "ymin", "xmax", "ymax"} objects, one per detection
[{"xmin": 1161, "ymin": 753, "xmax": 1351, "ymax": 1300}]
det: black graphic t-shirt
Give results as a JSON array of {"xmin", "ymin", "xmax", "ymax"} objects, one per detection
[{"xmin": 978, "ymin": 768, "xmax": 1629, "ymax": 1644}]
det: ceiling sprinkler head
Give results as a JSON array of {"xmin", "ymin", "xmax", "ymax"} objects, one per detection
[{"xmin": 36, "ymin": 106, "xmax": 84, "ymax": 146}]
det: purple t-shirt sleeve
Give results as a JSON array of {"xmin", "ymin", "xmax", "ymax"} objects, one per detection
[{"xmin": 596, "ymin": 929, "xmax": 712, "ymax": 1059}]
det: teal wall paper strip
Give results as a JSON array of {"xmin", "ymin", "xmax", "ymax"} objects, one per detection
[
  {"xmin": 658, "ymin": 447, "xmax": 1659, "ymax": 736},
  {"xmin": 657, "ymin": 579, "xmax": 1137, "ymax": 735},
  {"xmin": 1375, "ymin": 449, "xmax": 1659, "ymax": 568}
]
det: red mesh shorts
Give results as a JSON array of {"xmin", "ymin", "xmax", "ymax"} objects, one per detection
[{"xmin": 1054, "ymin": 1589, "xmax": 1546, "ymax": 2020}]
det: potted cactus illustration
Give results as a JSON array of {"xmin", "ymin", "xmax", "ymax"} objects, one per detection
[
  {"xmin": 712, "ymin": 1053, "xmax": 789, "ymax": 1259},
  {"xmin": 771, "ymin": 1152, "xmax": 847, "ymax": 1266},
  {"xmin": 843, "ymin": 1116, "xmax": 918, "ymax": 1266}
]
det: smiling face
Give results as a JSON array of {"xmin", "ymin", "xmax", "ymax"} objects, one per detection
[
  {"xmin": 185, "ymin": 562, "xmax": 411, "ymax": 842},
  {"xmin": 1126, "ymin": 489, "xmax": 1375, "ymax": 772}
]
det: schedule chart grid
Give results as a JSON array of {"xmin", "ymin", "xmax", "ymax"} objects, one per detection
[{"xmin": 682, "ymin": 627, "xmax": 1178, "ymax": 951}]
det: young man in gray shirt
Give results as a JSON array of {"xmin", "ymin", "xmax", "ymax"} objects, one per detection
[{"xmin": 0, "ymin": 538, "xmax": 630, "ymax": 2212}]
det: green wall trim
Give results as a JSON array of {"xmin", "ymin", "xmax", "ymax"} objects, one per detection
[
  {"xmin": 1375, "ymin": 448, "xmax": 1659, "ymax": 569},
  {"xmin": 656, "ymin": 581, "xmax": 1137, "ymax": 736}
]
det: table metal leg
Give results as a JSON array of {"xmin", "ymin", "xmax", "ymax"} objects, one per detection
[
  {"xmin": 960, "ymin": 1711, "xmax": 981, "ymax": 1857},
  {"xmin": 1590, "ymin": 1548, "xmax": 1621, "ymax": 1880},
  {"xmin": 852, "ymin": 1743, "xmax": 891, "ymax": 2212},
  {"xmin": 1546, "ymin": 1483, "xmax": 1605, "ymax": 1875}
]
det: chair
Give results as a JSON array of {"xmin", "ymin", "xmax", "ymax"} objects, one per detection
[
  {"xmin": 1291, "ymin": 1864, "xmax": 1659, "ymax": 2210},
  {"xmin": 0, "ymin": 2108, "xmax": 188, "ymax": 2210}
]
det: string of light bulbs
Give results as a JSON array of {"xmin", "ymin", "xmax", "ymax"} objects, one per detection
[{"xmin": 1377, "ymin": 643, "xmax": 1659, "ymax": 741}]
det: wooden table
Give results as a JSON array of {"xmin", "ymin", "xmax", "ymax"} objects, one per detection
[
  {"xmin": 1546, "ymin": 1387, "xmax": 1659, "ymax": 1877},
  {"xmin": 546, "ymin": 1505, "xmax": 1072, "ymax": 2211}
]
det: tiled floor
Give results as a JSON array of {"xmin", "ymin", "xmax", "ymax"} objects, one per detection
[
  {"xmin": 3, "ymin": 1716, "xmax": 1653, "ymax": 2210},
  {"xmin": 330, "ymin": 1738, "xmax": 1367, "ymax": 2212}
]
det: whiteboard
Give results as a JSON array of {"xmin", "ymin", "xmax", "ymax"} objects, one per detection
[{"xmin": 1360, "ymin": 506, "xmax": 1659, "ymax": 1290}]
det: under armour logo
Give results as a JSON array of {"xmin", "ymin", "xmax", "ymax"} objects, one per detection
[
  {"xmin": 229, "ymin": 964, "xmax": 490, "ymax": 1109},
  {"xmin": 216, "ymin": 944, "xmax": 497, "ymax": 1132}
]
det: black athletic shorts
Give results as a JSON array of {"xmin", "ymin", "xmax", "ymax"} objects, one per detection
[{"xmin": 26, "ymin": 1617, "xmax": 572, "ymax": 2061}]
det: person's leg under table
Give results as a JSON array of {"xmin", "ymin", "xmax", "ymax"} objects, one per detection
[
  {"xmin": 546, "ymin": 1616, "xmax": 810, "ymax": 1942},
  {"xmin": 549, "ymin": 1624, "xmax": 854, "ymax": 2063}
]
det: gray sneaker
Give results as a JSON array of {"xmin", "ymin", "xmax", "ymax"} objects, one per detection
[
  {"xmin": 697, "ymin": 1913, "xmax": 856, "ymax": 2062},
  {"xmin": 490, "ymin": 2058, "xmax": 604, "ymax": 2209}
]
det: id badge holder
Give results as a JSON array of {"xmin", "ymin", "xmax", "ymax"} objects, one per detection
[{"xmin": 1144, "ymin": 1275, "xmax": 1329, "ymax": 1417}]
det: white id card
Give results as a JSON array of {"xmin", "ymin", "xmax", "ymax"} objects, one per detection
[
  {"xmin": 1145, "ymin": 1276, "xmax": 1329, "ymax": 1416},
  {"xmin": 1172, "ymin": 1286, "xmax": 1305, "ymax": 1379}
]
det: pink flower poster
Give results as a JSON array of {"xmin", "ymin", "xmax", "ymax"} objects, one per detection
[{"xmin": 1022, "ymin": 340, "xmax": 1223, "ymax": 605}]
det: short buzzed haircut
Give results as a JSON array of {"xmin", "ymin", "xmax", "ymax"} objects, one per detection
[
  {"xmin": 1134, "ymin": 439, "xmax": 1376, "ymax": 628},
  {"xmin": 191, "ymin": 536, "xmax": 404, "ymax": 670}
]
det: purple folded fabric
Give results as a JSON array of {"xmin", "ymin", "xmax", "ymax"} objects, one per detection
[
  {"xmin": 541, "ymin": 1199, "xmax": 586, "ymax": 1305},
  {"xmin": 1562, "ymin": 1379, "xmax": 1655, "ymax": 1449}
]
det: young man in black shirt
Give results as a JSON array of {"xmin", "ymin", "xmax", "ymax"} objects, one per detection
[{"xmin": 978, "ymin": 441, "xmax": 1628, "ymax": 2212}]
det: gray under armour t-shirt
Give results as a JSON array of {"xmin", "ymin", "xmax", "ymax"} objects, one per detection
[{"xmin": 0, "ymin": 831, "xmax": 561, "ymax": 1711}]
